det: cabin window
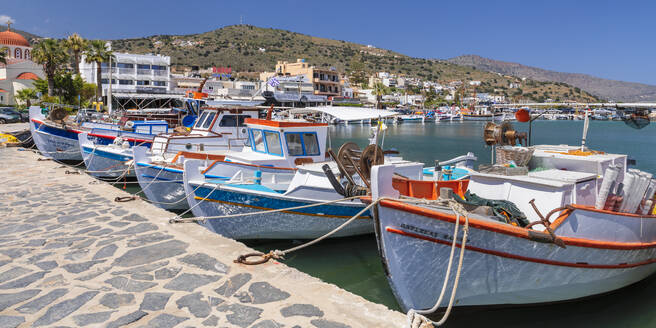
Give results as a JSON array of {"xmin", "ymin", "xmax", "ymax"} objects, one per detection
[
  {"xmin": 264, "ymin": 131, "xmax": 282, "ymax": 155},
  {"xmin": 303, "ymin": 133, "xmax": 319, "ymax": 155},
  {"xmin": 194, "ymin": 112, "xmax": 208, "ymax": 128},
  {"xmin": 284, "ymin": 132, "xmax": 320, "ymax": 156},
  {"xmin": 285, "ymin": 133, "xmax": 303, "ymax": 156},
  {"xmin": 219, "ymin": 115, "xmax": 247, "ymax": 127},
  {"xmin": 202, "ymin": 112, "xmax": 216, "ymax": 129},
  {"xmin": 252, "ymin": 130, "xmax": 265, "ymax": 152}
]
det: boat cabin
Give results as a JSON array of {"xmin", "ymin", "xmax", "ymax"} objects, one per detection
[
  {"xmin": 223, "ymin": 118, "xmax": 329, "ymax": 168},
  {"xmin": 149, "ymin": 106, "xmax": 260, "ymax": 155}
]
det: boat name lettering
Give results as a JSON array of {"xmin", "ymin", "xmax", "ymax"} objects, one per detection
[{"xmin": 399, "ymin": 223, "xmax": 458, "ymax": 242}]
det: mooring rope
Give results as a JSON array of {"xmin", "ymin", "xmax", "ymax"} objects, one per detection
[
  {"xmin": 169, "ymin": 195, "xmax": 362, "ymax": 224},
  {"xmin": 406, "ymin": 200, "xmax": 470, "ymax": 328}
]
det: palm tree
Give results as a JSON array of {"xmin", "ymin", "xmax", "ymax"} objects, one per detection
[
  {"xmin": 32, "ymin": 39, "xmax": 70, "ymax": 96},
  {"xmin": 15, "ymin": 88, "xmax": 37, "ymax": 108},
  {"xmin": 83, "ymin": 40, "xmax": 114, "ymax": 104},
  {"xmin": 65, "ymin": 33, "xmax": 87, "ymax": 76},
  {"xmin": 373, "ymin": 82, "xmax": 388, "ymax": 109},
  {"xmin": 0, "ymin": 47, "xmax": 8, "ymax": 65}
]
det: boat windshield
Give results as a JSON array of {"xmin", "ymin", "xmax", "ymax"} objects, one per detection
[
  {"xmin": 284, "ymin": 132, "xmax": 320, "ymax": 156},
  {"xmin": 194, "ymin": 112, "xmax": 209, "ymax": 128},
  {"xmin": 264, "ymin": 131, "xmax": 282, "ymax": 155},
  {"xmin": 252, "ymin": 130, "xmax": 265, "ymax": 152},
  {"xmin": 202, "ymin": 112, "xmax": 216, "ymax": 129}
]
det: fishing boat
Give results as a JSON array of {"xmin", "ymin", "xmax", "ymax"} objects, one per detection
[
  {"xmin": 461, "ymin": 106, "xmax": 503, "ymax": 122},
  {"xmin": 365, "ymin": 115, "xmax": 656, "ymax": 316},
  {"xmin": 77, "ymin": 122, "xmax": 167, "ymax": 178},
  {"xmin": 181, "ymin": 113, "xmax": 428, "ymax": 239},
  {"xmin": 132, "ymin": 106, "xmax": 261, "ymax": 210},
  {"xmin": 30, "ymin": 105, "xmax": 172, "ymax": 162}
]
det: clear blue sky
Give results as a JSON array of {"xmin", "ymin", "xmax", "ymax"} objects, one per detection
[{"xmin": 3, "ymin": 0, "xmax": 655, "ymax": 85}]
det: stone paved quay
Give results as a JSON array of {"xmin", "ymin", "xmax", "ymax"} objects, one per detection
[{"xmin": 0, "ymin": 147, "xmax": 405, "ymax": 327}]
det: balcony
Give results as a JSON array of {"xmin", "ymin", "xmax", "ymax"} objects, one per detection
[
  {"xmin": 137, "ymin": 69, "xmax": 152, "ymax": 75},
  {"xmin": 101, "ymin": 68, "xmax": 117, "ymax": 74},
  {"xmin": 313, "ymin": 77, "xmax": 339, "ymax": 84},
  {"xmin": 153, "ymin": 70, "xmax": 167, "ymax": 76},
  {"xmin": 118, "ymin": 68, "xmax": 135, "ymax": 74}
]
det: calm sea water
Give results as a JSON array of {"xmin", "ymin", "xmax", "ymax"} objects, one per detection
[
  {"xmin": 247, "ymin": 120, "xmax": 656, "ymax": 327},
  {"xmin": 123, "ymin": 120, "xmax": 656, "ymax": 327}
]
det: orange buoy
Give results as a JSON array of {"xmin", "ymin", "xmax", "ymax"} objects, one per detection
[{"xmin": 515, "ymin": 109, "xmax": 530, "ymax": 122}]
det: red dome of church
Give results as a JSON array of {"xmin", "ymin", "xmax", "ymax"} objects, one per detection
[{"xmin": 0, "ymin": 30, "xmax": 30, "ymax": 47}]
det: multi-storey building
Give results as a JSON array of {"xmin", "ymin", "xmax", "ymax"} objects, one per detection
[
  {"xmin": 260, "ymin": 58, "xmax": 342, "ymax": 97},
  {"xmin": 80, "ymin": 52, "xmax": 171, "ymax": 96}
]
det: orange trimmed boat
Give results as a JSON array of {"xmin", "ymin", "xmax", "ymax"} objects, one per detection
[{"xmin": 367, "ymin": 143, "xmax": 656, "ymax": 312}]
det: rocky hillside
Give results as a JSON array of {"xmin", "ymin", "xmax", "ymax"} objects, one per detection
[
  {"xmin": 108, "ymin": 25, "xmax": 601, "ymax": 102},
  {"xmin": 447, "ymin": 55, "xmax": 656, "ymax": 102}
]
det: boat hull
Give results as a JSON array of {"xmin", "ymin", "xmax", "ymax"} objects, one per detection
[
  {"xmin": 79, "ymin": 133, "xmax": 135, "ymax": 178},
  {"xmin": 188, "ymin": 183, "xmax": 373, "ymax": 239},
  {"xmin": 134, "ymin": 161, "xmax": 189, "ymax": 210},
  {"xmin": 462, "ymin": 114, "xmax": 504, "ymax": 121},
  {"xmin": 373, "ymin": 200, "xmax": 656, "ymax": 312},
  {"xmin": 30, "ymin": 118, "xmax": 83, "ymax": 161}
]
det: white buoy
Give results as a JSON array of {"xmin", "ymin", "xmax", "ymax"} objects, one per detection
[
  {"xmin": 619, "ymin": 171, "xmax": 637, "ymax": 212},
  {"xmin": 596, "ymin": 165, "xmax": 619, "ymax": 209}
]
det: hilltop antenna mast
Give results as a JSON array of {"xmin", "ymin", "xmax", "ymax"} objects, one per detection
[{"xmin": 240, "ymin": 15, "xmax": 243, "ymax": 25}]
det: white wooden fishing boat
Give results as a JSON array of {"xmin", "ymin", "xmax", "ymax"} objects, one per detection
[
  {"xmin": 182, "ymin": 115, "xmax": 426, "ymax": 239},
  {"xmin": 366, "ymin": 118, "xmax": 656, "ymax": 315},
  {"xmin": 133, "ymin": 106, "xmax": 260, "ymax": 210}
]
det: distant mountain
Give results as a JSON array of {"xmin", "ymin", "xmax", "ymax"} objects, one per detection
[
  {"xmin": 447, "ymin": 55, "xmax": 656, "ymax": 102},
  {"xmin": 108, "ymin": 25, "xmax": 601, "ymax": 102},
  {"xmin": 0, "ymin": 26, "xmax": 41, "ymax": 43}
]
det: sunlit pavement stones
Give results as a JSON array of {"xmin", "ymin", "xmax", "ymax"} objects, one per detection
[{"xmin": 0, "ymin": 145, "xmax": 405, "ymax": 327}]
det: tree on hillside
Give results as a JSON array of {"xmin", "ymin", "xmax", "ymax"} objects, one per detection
[
  {"xmin": 348, "ymin": 56, "xmax": 368, "ymax": 87},
  {"xmin": 83, "ymin": 40, "xmax": 114, "ymax": 104},
  {"xmin": 65, "ymin": 33, "xmax": 88, "ymax": 76},
  {"xmin": 373, "ymin": 82, "xmax": 389, "ymax": 109},
  {"xmin": 15, "ymin": 88, "xmax": 37, "ymax": 108},
  {"xmin": 0, "ymin": 47, "xmax": 7, "ymax": 65},
  {"xmin": 32, "ymin": 39, "xmax": 70, "ymax": 97}
]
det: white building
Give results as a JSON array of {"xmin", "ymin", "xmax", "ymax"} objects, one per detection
[{"xmin": 80, "ymin": 52, "xmax": 171, "ymax": 96}]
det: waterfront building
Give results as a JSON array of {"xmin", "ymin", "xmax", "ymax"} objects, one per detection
[
  {"xmin": 79, "ymin": 52, "xmax": 171, "ymax": 96},
  {"xmin": 0, "ymin": 24, "xmax": 44, "ymax": 105},
  {"xmin": 260, "ymin": 58, "xmax": 342, "ymax": 97}
]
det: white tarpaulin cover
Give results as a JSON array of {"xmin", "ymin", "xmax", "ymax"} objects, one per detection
[{"xmin": 292, "ymin": 106, "xmax": 397, "ymax": 121}]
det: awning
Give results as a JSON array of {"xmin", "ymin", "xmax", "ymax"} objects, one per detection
[
  {"xmin": 205, "ymin": 99, "xmax": 264, "ymax": 107},
  {"xmin": 273, "ymin": 93, "xmax": 301, "ymax": 102},
  {"xmin": 301, "ymin": 94, "xmax": 327, "ymax": 102},
  {"xmin": 292, "ymin": 106, "xmax": 397, "ymax": 122}
]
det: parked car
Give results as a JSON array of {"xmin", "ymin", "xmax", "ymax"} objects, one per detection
[
  {"xmin": 0, "ymin": 107, "xmax": 27, "ymax": 123},
  {"xmin": 0, "ymin": 107, "xmax": 23, "ymax": 124}
]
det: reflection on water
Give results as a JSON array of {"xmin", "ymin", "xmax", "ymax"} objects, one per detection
[{"xmin": 125, "ymin": 121, "xmax": 656, "ymax": 326}]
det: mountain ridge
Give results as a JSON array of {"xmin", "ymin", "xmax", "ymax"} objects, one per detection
[
  {"xmin": 108, "ymin": 24, "xmax": 600, "ymax": 102},
  {"xmin": 447, "ymin": 55, "xmax": 656, "ymax": 102}
]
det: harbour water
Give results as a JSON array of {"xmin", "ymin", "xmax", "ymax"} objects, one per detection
[{"xmin": 127, "ymin": 120, "xmax": 656, "ymax": 327}]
